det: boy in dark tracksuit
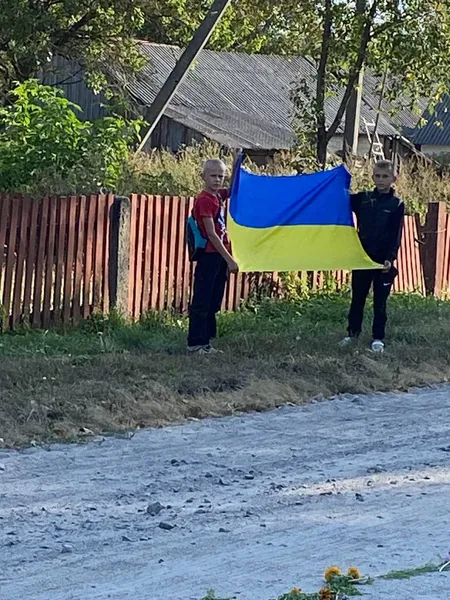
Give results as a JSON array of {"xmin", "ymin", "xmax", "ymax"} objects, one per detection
[{"xmin": 342, "ymin": 160, "xmax": 404, "ymax": 353}]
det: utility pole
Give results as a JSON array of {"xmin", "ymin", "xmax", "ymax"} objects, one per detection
[
  {"xmin": 343, "ymin": 0, "xmax": 366, "ymax": 160},
  {"xmin": 136, "ymin": 0, "xmax": 232, "ymax": 154},
  {"xmin": 368, "ymin": 67, "xmax": 388, "ymax": 160}
]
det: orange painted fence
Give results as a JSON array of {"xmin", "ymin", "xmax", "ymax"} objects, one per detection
[
  {"xmin": 0, "ymin": 194, "xmax": 113, "ymax": 329},
  {"xmin": 127, "ymin": 194, "xmax": 428, "ymax": 319},
  {"xmin": 0, "ymin": 193, "xmax": 448, "ymax": 329}
]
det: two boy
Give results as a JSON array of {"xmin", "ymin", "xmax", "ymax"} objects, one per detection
[{"xmin": 188, "ymin": 157, "xmax": 404, "ymax": 354}]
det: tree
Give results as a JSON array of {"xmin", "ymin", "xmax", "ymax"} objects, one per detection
[
  {"xmin": 0, "ymin": 1, "xmax": 146, "ymax": 98},
  {"xmin": 290, "ymin": 1, "xmax": 450, "ymax": 166},
  {"xmin": 140, "ymin": 0, "xmax": 312, "ymax": 54},
  {"xmin": 140, "ymin": 0, "xmax": 450, "ymax": 167},
  {"xmin": 0, "ymin": 80, "xmax": 143, "ymax": 193}
]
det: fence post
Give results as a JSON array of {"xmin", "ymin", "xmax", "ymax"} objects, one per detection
[
  {"xmin": 109, "ymin": 196, "xmax": 131, "ymax": 316},
  {"xmin": 420, "ymin": 201, "xmax": 447, "ymax": 296}
]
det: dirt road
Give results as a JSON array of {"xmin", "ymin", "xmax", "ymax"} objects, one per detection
[{"xmin": 1, "ymin": 386, "xmax": 450, "ymax": 600}]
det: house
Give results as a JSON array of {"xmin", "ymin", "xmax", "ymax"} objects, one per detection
[
  {"xmin": 41, "ymin": 42, "xmax": 434, "ymax": 161},
  {"xmin": 404, "ymin": 95, "xmax": 450, "ymax": 157}
]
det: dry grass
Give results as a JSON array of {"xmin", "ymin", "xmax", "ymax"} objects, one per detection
[
  {"xmin": 117, "ymin": 141, "xmax": 450, "ymax": 215},
  {"xmin": 1, "ymin": 293, "xmax": 450, "ymax": 448}
]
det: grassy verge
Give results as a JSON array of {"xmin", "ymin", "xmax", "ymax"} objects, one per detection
[{"xmin": 1, "ymin": 293, "xmax": 450, "ymax": 448}]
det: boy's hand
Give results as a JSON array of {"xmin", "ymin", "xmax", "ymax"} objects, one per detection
[
  {"xmin": 383, "ymin": 260, "xmax": 392, "ymax": 272},
  {"xmin": 231, "ymin": 147, "xmax": 242, "ymax": 160},
  {"xmin": 227, "ymin": 258, "xmax": 239, "ymax": 274}
]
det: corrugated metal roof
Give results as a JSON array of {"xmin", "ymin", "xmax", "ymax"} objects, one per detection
[
  {"xmin": 362, "ymin": 70, "xmax": 428, "ymax": 131},
  {"xmin": 116, "ymin": 42, "xmax": 408, "ymax": 150},
  {"xmin": 405, "ymin": 95, "xmax": 450, "ymax": 146}
]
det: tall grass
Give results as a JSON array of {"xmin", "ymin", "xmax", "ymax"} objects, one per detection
[{"xmin": 117, "ymin": 142, "xmax": 450, "ymax": 215}]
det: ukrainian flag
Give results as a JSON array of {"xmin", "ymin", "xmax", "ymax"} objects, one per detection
[{"xmin": 228, "ymin": 159, "xmax": 382, "ymax": 272}]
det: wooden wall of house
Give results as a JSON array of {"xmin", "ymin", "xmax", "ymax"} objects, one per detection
[
  {"xmin": 40, "ymin": 56, "xmax": 109, "ymax": 121},
  {"xmin": 147, "ymin": 116, "xmax": 205, "ymax": 152}
]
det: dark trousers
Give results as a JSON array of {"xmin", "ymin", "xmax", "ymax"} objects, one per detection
[
  {"xmin": 348, "ymin": 269, "xmax": 396, "ymax": 341},
  {"xmin": 188, "ymin": 253, "xmax": 228, "ymax": 347}
]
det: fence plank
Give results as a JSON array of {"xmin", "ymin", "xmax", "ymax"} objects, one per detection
[
  {"xmin": 157, "ymin": 196, "xmax": 171, "ymax": 311},
  {"xmin": 225, "ymin": 272, "xmax": 237, "ymax": 311},
  {"xmin": 63, "ymin": 197, "xmax": 77, "ymax": 323},
  {"xmin": 411, "ymin": 217, "xmax": 420, "ymax": 291},
  {"xmin": 181, "ymin": 198, "xmax": 194, "ymax": 312},
  {"xmin": 411, "ymin": 218, "xmax": 421, "ymax": 291},
  {"xmin": 73, "ymin": 196, "xmax": 86, "ymax": 324},
  {"xmin": 406, "ymin": 218, "xmax": 415, "ymax": 290},
  {"xmin": 173, "ymin": 196, "xmax": 185, "ymax": 311},
  {"xmin": 2, "ymin": 197, "xmax": 20, "ymax": 328},
  {"xmin": 443, "ymin": 213, "xmax": 450, "ymax": 297},
  {"xmin": 42, "ymin": 198, "xmax": 58, "ymax": 328},
  {"xmin": 22, "ymin": 199, "xmax": 39, "ymax": 321},
  {"xmin": 166, "ymin": 196, "xmax": 180, "ymax": 309},
  {"xmin": 396, "ymin": 225, "xmax": 405, "ymax": 293},
  {"xmin": 93, "ymin": 196, "xmax": 105, "ymax": 311},
  {"xmin": 0, "ymin": 196, "xmax": 10, "ymax": 309},
  {"xmin": 11, "ymin": 198, "xmax": 30, "ymax": 326},
  {"xmin": 3, "ymin": 200, "xmax": 21, "ymax": 328},
  {"xmin": 400, "ymin": 219, "xmax": 409, "ymax": 290},
  {"xmin": 150, "ymin": 196, "xmax": 162, "ymax": 310},
  {"xmin": 141, "ymin": 196, "xmax": 152, "ymax": 315},
  {"xmin": 32, "ymin": 198, "xmax": 49, "ymax": 327},
  {"xmin": 54, "ymin": 197, "xmax": 68, "ymax": 323},
  {"xmin": 102, "ymin": 194, "xmax": 114, "ymax": 314},
  {"xmin": 82, "ymin": 196, "xmax": 97, "ymax": 319}
]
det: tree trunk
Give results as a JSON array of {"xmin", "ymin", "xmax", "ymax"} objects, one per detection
[
  {"xmin": 326, "ymin": 0, "xmax": 378, "ymax": 144},
  {"xmin": 316, "ymin": 129, "xmax": 328, "ymax": 169},
  {"xmin": 315, "ymin": 0, "xmax": 332, "ymax": 168}
]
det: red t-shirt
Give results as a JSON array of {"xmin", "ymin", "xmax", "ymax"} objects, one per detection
[{"xmin": 192, "ymin": 188, "xmax": 230, "ymax": 253}]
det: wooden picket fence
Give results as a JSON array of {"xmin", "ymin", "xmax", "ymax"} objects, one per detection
[
  {"xmin": 0, "ymin": 194, "xmax": 113, "ymax": 329},
  {"xmin": 126, "ymin": 194, "xmax": 428, "ymax": 319},
  {"xmin": 0, "ymin": 193, "xmax": 448, "ymax": 329}
]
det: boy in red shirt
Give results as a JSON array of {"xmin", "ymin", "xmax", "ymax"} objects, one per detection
[{"xmin": 187, "ymin": 159, "xmax": 239, "ymax": 354}]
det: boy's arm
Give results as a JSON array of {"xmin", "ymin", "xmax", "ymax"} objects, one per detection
[
  {"xmin": 203, "ymin": 218, "xmax": 238, "ymax": 273},
  {"xmin": 385, "ymin": 202, "xmax": 405, "ymax": 264},
  {"xmin": 350, "ymin": 192, "xmax": 363, "ymax": 215}
]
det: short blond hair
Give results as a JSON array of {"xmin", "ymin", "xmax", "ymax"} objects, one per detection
[
  {"xmin": 202, "ymin": 159, "xmax": 227, "ymax": 175},
  {"xmin": 374, "ymin": 159, "xmax": 396, "ymax": 175}
]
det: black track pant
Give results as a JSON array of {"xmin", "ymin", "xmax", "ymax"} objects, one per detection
[
  {"xmin": 348, "ymin": 268, "xmax": 396, "ymax": 341},
  {"xmin": 188, "ymin": 253, "xmax": 228, "ymax": 347}
]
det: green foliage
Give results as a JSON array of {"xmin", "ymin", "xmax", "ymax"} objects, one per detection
[
  {"xmin": 380, "ymin": 564, "xmax": 438, "ymax": 581},
  {"xmin": 0, "ymin": 80, "xmax": 143, "ymax": 194},
  {"xmin": 0, "ymin": 0, "xmax": 145, "ymax": 96},
  {"xmin": 141, "ymin": 1, "xmax": 310, "ymax": 55},
  {"xmin": 117, "ymin": 141, "xmax": 449, "ymax": 215},
  {"xmin": 289, "ymin": 1, "xmax": 450, "ymax": 164}
]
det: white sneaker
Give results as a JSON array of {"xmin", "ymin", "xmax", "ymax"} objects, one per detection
[
  {"xmin": 187, "ymin": 345, "xmax": 221, "ymax": 355},
  {"xmin": 187, "ymin": 345, "xmax": 207, "ymax": 354},
  {"xmin": 371, "ymin": 340, "xmax": 385, "ymax": 353},
  {"xmin": 339, "ymin": 336, "xmax": 353, "ymax": 347}
]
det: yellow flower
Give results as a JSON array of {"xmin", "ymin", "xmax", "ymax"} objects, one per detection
[
  {"xmin": 347, "ymin": 566, "xmax": 361, "ymax": 580},
  {"xmin": 319, "ymin": 588, "xmax": 332, "ymax": 600},
  {"xmin": 291, "ymin": 588, "xmax": 302, "ymax": 595},
  {"xmin": 324, "ymin": 566, "xmax": 341, "ymax": 582}
]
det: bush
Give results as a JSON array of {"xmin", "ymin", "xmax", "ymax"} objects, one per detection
[
  {"xmin": 0, "ymin": 80, "xmax": 143, "ymax": 194},
  {"xmin": 2, "ymin": 81, "xmax": 449, "ymax": 212}
]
